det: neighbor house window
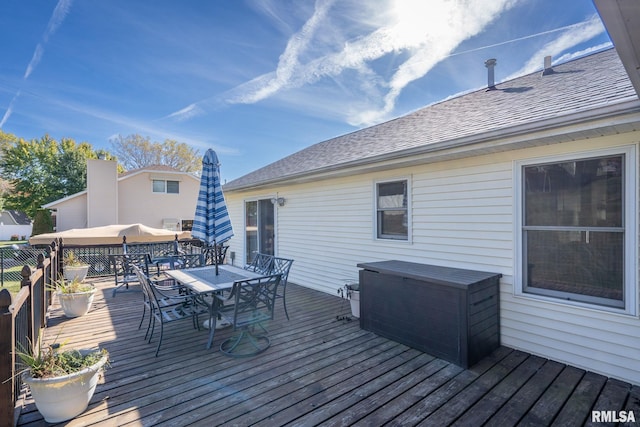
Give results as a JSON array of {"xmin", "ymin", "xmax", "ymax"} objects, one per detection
[
  {"xmin": 517, "ymin": 148, "xmax": 636, "ymax": 312},
  {"xmin": 376, "ymin": 179, "xmax": 409, "ymax": 240},
  {"xmin": 152, "ymin": 180, "xmax": 179, "ymax": 194}
]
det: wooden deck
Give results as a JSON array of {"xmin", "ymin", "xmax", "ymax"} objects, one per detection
[{"xmin": 16, "ymin": 277, "xmax": 640, "ymax": 426}]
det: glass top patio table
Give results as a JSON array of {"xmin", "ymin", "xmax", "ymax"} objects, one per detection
[
  {"xmin": 165, "ymin": 264, "xmax": 259, "ymax": 294},
  {"xmin": 164, "ymin": 264, "xmax": 263, "ymax": 349}
]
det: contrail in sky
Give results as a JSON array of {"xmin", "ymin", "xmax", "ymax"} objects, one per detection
[{"xmin": 0, "ymin": 0, "xmax": 73, "ymax": 128}]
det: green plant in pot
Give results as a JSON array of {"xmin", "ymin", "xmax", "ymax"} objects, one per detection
[
  {"xmin": 50, "ymin": 275, "xmax": 97, "ymax": 318},
  {"xmin": 17, "ymin": 337, "xmax": 109, "ymax": 423},
  {"xmin": 63, "ymin": 251, "xmax": 90, "ymax": 282}
]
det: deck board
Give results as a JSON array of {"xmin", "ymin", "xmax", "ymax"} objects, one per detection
[{"xmin": 16, "ymin": 277, "xmax": 638, "ymax": 426}]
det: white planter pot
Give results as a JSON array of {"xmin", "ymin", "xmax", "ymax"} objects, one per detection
[
  {"xmin": 64, "ymin": 265, "xmax": 90, "ymax": 282},
  {"xmin": 58, "ymin": 288, "xmax": 96, "ymax": 318},
  {"xmin": 349, "ymin": 290, "xmax": 360, "ymax": 318},
  {"xmin": 23, "ymin": 353, "xmax": 108, "ymax": 423}
]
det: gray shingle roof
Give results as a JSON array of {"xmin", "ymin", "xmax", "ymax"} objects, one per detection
[
  {"xmin": 225, "ymin": 48, "xmax": 637, "ymax": 191},
  {"xmin": 120, "ymin": 164, "xmax": 183, "ymax": 177},
  {"xmin": 0, "ymin": 210, "xmax": 31, "ymax": 225}
]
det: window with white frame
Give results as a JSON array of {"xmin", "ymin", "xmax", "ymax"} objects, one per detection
[
  {"xmin": 517, "ymin": 147, "xmax": 636, "ymax": 312},
  {"xmin": 152, "ymin": 179, "xmax": 179, "ymax": 194},
  {"xmin": 376, "ymin": 179, "xmax": 409, "ymax": 240}
]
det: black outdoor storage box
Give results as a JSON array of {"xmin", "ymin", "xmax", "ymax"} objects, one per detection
[{"xmin": 357, "ymin": 260, "xmax": 502, "ymax": 368}]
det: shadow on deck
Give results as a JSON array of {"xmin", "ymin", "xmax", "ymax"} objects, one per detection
[{"xmin": 16, "ymin": 277, "xmax": 640, "ymax": 426}]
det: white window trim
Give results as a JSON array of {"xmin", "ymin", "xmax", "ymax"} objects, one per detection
[
  {"xmin": 513, "ymin": 145, "xmax": 637, "ymax": 316},
  {"xmin": 373, "ymin": 177, "xmax": 412, "ymax": 243},
  {"xmin": 152, "ymin": 179, "xmax": 180, "ymax": 194}
]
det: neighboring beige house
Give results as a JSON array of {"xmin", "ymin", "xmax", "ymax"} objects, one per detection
[{"xmin": 44, "ymin": 159, "xmax": 200, "ymax": 231}]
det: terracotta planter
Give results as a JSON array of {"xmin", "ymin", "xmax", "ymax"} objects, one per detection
[
  {"xmin": 64, "ymin": 265, "xmax": 90, "ymax": 282},
  {"xmin": 22, "ymin": 352, "xmax": 108, "ymax": 423},
  {"xmin": 57, "ymin": 287, "xmax": 96, "ymax": 317}
]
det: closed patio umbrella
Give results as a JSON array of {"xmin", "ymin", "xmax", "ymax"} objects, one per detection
[{"xmin": 191, "ymin": 149, "xmax": 234, "ymax": 274}]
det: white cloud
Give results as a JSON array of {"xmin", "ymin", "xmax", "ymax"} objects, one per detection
[
  {"xmin": 0, "ymin": 90, "xmax": 20, "ymax": 128},
  {"xmin": 553, "ymin": 42, "xmax": 612, "ymax": 63},
  {"xmin": 364, "ymin": 0, "xmax": 518, "ymax": 124},
  {"xmin": 230, "ymin": 0, "xmax": 336, "ymax": 104},
  {"xmin": 44, "ymin": 0, "xmax": 73, "ymax": 42},
  {"xmin": 24, "ymin": 44, "xmax": 44, "ymax": 79},
  {"xmin": 25, "ymin": 0, "xmax": 73, "ymax": 79},
  {"xmin": 165, "ymin": 103, "xmax": 205, "ymax": 122},
  {"xmin": 169, "ymin": 0, "xmax": 607, "ymax": 130},
  {"xmin": 3, "ymin": 0, "xmax": 73, "ymax": 125},
  {"xmin": 44, "ymin": 97, "xmax": 239, "ymax": 155},
  {"xmin": 505, "ymin": 14, "xmax": 606, "ymax": 80},
  {"xmin": 223, "ymin": 0, "xmax": 517, "ymax": 126}
]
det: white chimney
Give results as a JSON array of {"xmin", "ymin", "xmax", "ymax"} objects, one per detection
[
  {"xmin": 485, "ymin": 58, "xmax": 497, "ymax": 90},
  {"xmin": 542, "ymin": 55, "xmax": 553, "ymax": 76},
  {"xmin": 87, "ymin": 159, "xmax": 118, "ymax": 227}
]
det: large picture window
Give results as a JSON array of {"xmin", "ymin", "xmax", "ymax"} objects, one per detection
[
  {"xmin": 376, "ymin": 179, "xmax": 409, "ymax": 240},
  {"xmin": 518, "ymin": 149, "xmax": 635, "ymax": 311}
]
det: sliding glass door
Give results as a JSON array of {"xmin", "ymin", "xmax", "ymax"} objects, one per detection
[{"xmin": 245, "ymin": 199, "xmax": 275, "ymax": 264}]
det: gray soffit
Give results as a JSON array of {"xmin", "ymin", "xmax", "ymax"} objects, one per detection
[
  {"xmin": 594, "ymin": 0, "xmax": 640, "ymax": 98},
  {"xmin": 224, "ymin": 48, "xmax": 640, "ymax": 192}
]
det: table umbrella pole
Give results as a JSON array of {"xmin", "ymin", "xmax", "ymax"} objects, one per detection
[{"xmin": 214, "ymin": 240, "xmax": 219, "ymax": 275}]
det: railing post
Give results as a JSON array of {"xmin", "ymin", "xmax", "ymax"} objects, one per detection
[
  {"xmin": 0, "ymin": 288, "xmax": 15, "ymax": 427},
  {"xmin": 20, "ymin": 266, "xmax": 34, "ymax": 355},
  {"xmin": 37, "ymin": 254, "xmax": 47, "ymax": 327},
  {"xmin": 45, "ymin": 245, "xmax": 53, "ymax": 311},
  {"xmin": 58, "ymin": 238, "xmax": 65, "ymax": 278},
  {"xmin": 0, "ymin": 248, "xmax": 4, "ymax": 288}
]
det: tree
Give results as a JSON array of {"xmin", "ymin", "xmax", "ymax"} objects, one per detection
[
  {"xmin": 0, "ymin": 130, "xmax": 19, "ymax": 209},
  {"xmin": 32, "ymin": 209, "xmax": 54, "ymax": 235},
  {"xmin": 109, "ymin": 134, "xmax": 201, "ymax": 172},
  {"xmin": 0, "ymin": 135, "xmax": 108, "ymax": 218}
]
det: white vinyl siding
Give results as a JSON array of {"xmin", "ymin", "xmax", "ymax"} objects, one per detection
[{"xmin": 224, "ymin": 133, "xmax": 640, "ymax": 385}]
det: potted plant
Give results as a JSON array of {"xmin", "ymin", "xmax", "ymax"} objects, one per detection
[
  {"xmin": 17, "ymin": 338, "xmax": 109, "ymax": 423},
  {"xmin": 63, "ymin": 251, "xmax": 90, "ymax": 282},
  {"xmin": 338, "ymin": 281, "xmax": 360, "ymax": 318},
  {"xmin": 51, "ymin": 276, "xmax": 97, "ymax": 318}
]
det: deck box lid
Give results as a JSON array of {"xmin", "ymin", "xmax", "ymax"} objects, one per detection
[{"xmin": 357, "ymin": 260, "xmax": 502, "ymax": 289}]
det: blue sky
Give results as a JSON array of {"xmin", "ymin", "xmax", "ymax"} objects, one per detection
[{"xmin": 0, "ymin": 0, "xmax": 611, "ymax": 182}]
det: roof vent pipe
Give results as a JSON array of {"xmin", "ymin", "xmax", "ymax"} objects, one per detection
[
  {"xmin": 485, "ymin": 58, "xmax": 497, "ymax": 90},
  {"xmin": 542, "ymin": 55, "xmax": 554, "ymax": 75}
]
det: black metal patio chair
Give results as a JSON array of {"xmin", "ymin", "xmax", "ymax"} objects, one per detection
[
  {"xmin": 109, "ymin": 253, "xmax": 151, "ymax": 297},
  {"xmin": 202, "ymin": 244, "xmax": 229, "ymax": 266},
  {"xmin": 214, "ymin": 273, "xmax": 282, "ymax": 358},
  {"xmin": 244, "ymin": 253, "xmax": 273, "ymax": 274},
  {"xmin": 271, "ymin": 257, "xmax": 294, "ymax": 320},
  {"xmin": 169, "ymin": 253, "xmax": 205, "ymax": 270},
  {"xmin": 133, "ymin": 265, "xmax": 207, "ymax": 357}
]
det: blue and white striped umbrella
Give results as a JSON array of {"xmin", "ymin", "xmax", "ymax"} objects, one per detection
[{"xmin": 192, "ymin": 149, "xmax": 234, "ymax": 248}]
